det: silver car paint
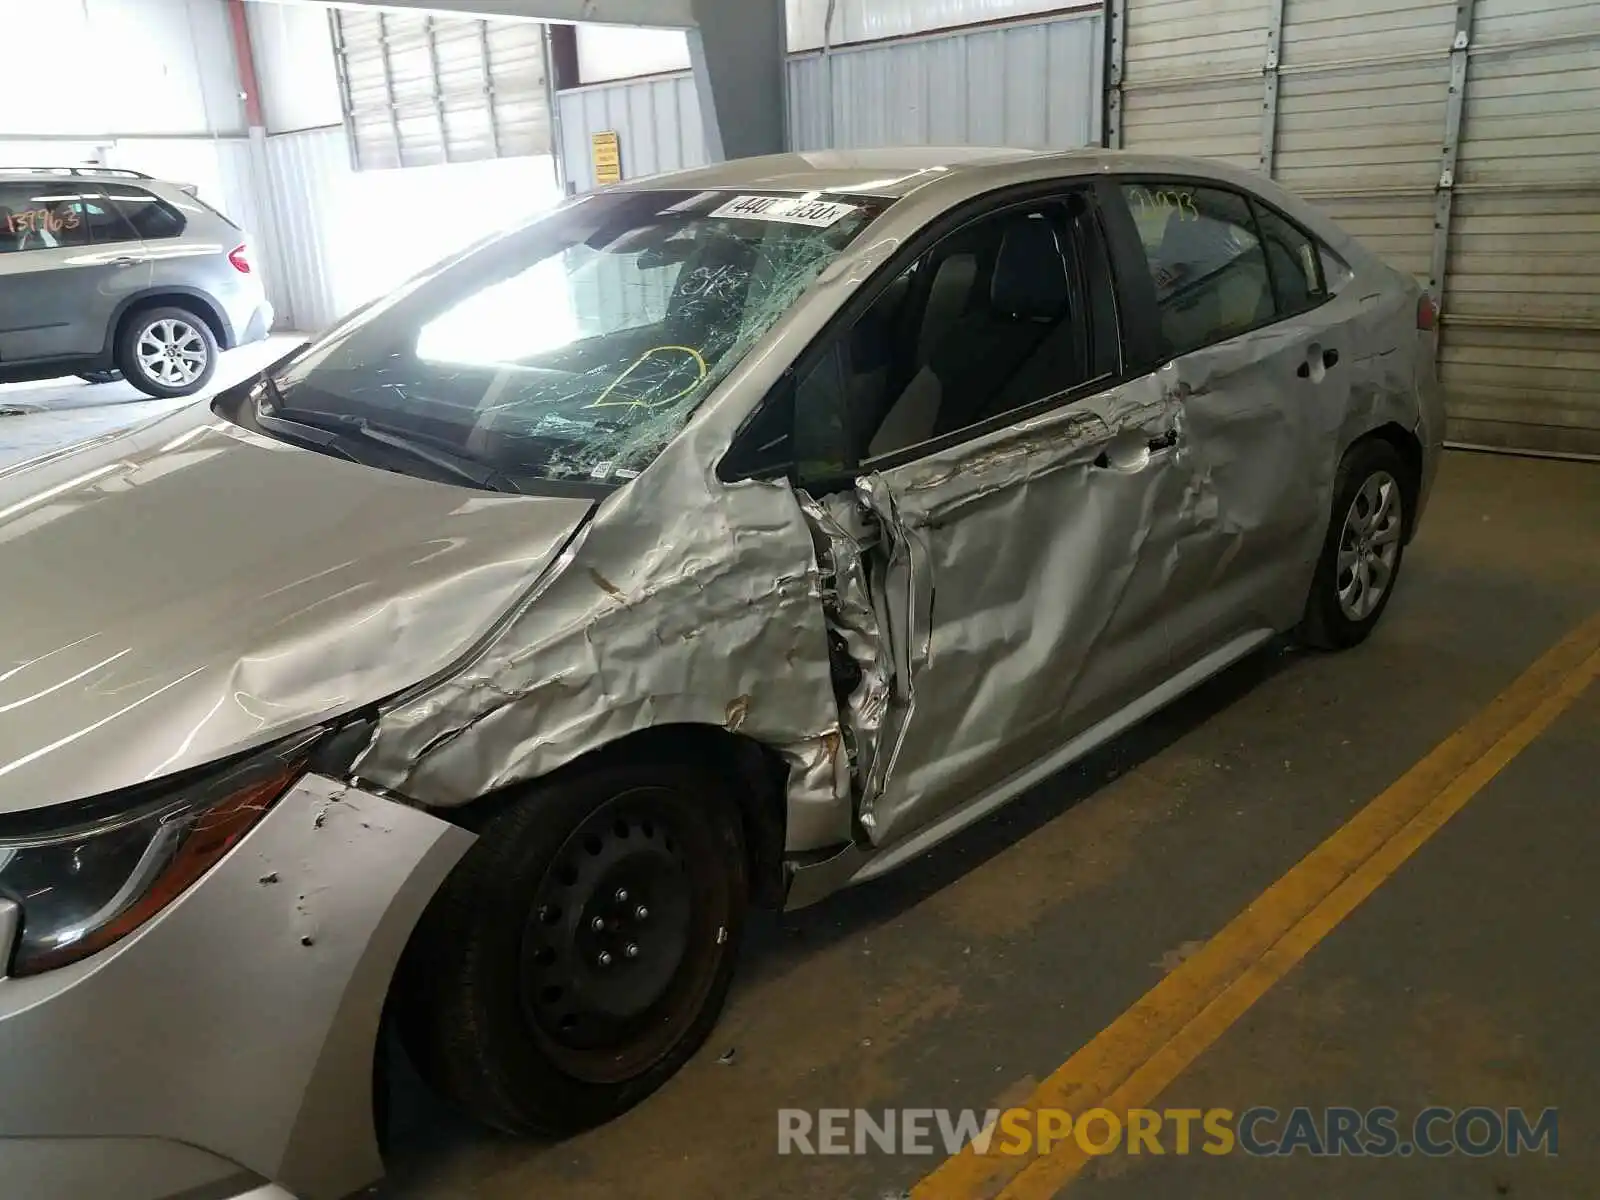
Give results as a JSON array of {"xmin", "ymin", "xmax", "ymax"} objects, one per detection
[
  {"xmin": 0, "ymin": 149, "xmax": 1438, "ymax": 1200},
  {"xmin": 0, "ymin": 235, "xmax": 150, "ymax": 361},
  {"xmin": 0, "ymin": 775, "xmax": 473, "ymax": 1200},
  {"xmin": 0, "ymin": 404, "xmax": 592, "ymax": 810},
  {"xmin": 355, "ymin": 151, "xmax": 1433, "ymax": 861}
]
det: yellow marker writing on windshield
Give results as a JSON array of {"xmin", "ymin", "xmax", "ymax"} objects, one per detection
[{"xmin": 589, "ymin": 345, "xmax": 708, "ymax": 410}]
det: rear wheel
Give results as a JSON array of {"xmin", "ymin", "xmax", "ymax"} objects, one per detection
[
  {"xmin": 396, "ymin": 758, "xmax": 747, "ymax": 1135},
  {"xmin": 1298, "ymin": 439, "xmax": 1411, "ymax": 650},
  {"xmin": 116, "ymin": 307, "xmax": 217, "ymax": 398}
]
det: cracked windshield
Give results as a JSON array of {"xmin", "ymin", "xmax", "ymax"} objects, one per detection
[{"xmin": 257, "ymin": 189, "xmax": 884, "ymax": 488}]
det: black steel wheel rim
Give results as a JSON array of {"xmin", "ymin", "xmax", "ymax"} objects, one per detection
[{"xmin": 517, "ymin": 786, "xmax": 721, "ymax": 1083}]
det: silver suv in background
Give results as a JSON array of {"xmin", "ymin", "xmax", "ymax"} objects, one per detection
[{"xmin": 0, "ymin": 167, "xmax": 273, "ymax": 397}]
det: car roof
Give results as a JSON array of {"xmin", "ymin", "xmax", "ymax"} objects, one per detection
[
  {"xmin": 0, "ymin": 168, "xmax": 172, "ymax": 185},
  {"xmin": 610, "ymin": 147, "xmax": 1246, "ymax": 201}
]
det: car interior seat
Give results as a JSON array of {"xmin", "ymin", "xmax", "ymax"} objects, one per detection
[
  {"xmin": 1153, "ymin": 208, "xmax": 1273, "ymax": 350},
  {"xmin": 867, "ymin": 215, "xmax": 1073, "ymax": 457}
]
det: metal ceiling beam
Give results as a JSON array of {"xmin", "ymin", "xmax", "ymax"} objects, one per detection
[
  {"xmin": 268, "ymin": 0, "xmax": 698, "ymax": 29},
  {"xmin": 687, "ymin": 0, "xmax": 786, "ymax": 161}
]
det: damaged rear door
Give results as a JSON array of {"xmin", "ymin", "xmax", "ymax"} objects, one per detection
[{"xmin": 779, "ymin": 188, "xmax": 1197, "ymax": 850}]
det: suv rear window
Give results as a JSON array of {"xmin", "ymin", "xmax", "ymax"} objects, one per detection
[{"xmin": 105, "ymin": 186, "xmax": 187, "ymax": 239}]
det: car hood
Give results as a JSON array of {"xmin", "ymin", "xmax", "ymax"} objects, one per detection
[{"xmin": 0, "ymin": 404, "xmax": 593, "ymax": 813}]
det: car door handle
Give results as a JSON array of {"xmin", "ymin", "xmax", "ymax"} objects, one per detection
[
  {"xmin": 1094, "ymin": 429, "xmax": 1177, "ymax": 471},
  {"xmin": 1297, "ymin": 348, "xmax": 1340, "ymax": 378},
  {"xmin": 110, "ymin": 256, "xmax": 143, "ymax": 268}
]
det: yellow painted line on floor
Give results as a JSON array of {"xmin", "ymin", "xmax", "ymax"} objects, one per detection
[{"xmin": 913, "ymin": 610, "xmax": 1600, "ymax": 1200}]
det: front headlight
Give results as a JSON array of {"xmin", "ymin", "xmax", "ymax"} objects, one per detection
[{"xmin": 0, "ymin": 731, "xmax": 320, "ymax": 977}]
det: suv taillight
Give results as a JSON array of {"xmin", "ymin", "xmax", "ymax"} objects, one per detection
[
  {"xmin": 1417, "ymin": 293, "xmax": 1437, "ymax": 331},
  {"xmin": 228, "ymin": 244, "xmax": 251, "ymax": 274}
]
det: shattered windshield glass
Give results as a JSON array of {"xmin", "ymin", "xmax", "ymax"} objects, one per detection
[{"xmin": 259, "ymin": 189, "xmax": 885, "ymax": 488}]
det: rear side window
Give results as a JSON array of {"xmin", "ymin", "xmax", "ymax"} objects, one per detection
[
  {"xmin": 105, "ymin": 186, "xmax": 187, "ymax": 239},
  {"xmin": 0, "ymin": 182, "xmax": 91, "ymax": 253},
  {"xmin": 1250, "ymin": 200, "xmax": 1327, "ymax": 314},
  {"xmin": 77, "ymin": 191, "xmax": 142, "ymax": 245},
  {"xmin": 1121, "ymin": 182, "xmax": 1273, "ymax": 356}
]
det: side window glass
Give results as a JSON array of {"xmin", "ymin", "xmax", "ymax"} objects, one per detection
[
  {"xmin": 105, "ymin": 187, "xmax": 187, "ymax": 240},
  {"xmin": 1122, "ymin": 183, "xmax": 1272, "ymax": 355},
  {"xmin": 0, "ymin": 182, "xmax": 90, "ymax": 254},
  {"xmin": 1320, "ymin": 244, "xmax": 1355, "ymax": 293},
  {"xmin": 1252, "ymin": 200, "xmax": 1327, "ymax": 314},
  {"xmin": 77, "ymin": 191, "xmax": 142, "ymax": 246},
  {"xmin": 731, "ymin": 194, "xmax": 1115, "ymax": 485},
  {"xmin": 864, "ymin": 202, "xmax": 1099, "ymax": 460}
]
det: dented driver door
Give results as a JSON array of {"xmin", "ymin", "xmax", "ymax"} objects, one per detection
[{"xmin": 852, "ymin": 376, "xmax": 1191, "ymax": 850}]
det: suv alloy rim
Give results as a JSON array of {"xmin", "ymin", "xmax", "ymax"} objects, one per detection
[{"xmin": 136, "ymin": 318, "xmax": 208, "ymax": 387}]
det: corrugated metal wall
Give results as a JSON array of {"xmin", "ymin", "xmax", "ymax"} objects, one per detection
[
  {"xmin": 251, "ymin": 127, "xmax": 562, "ymax": 334},
  {"xmin": 789, "ymin": 12, "xmax": 1103, "ymax": 150},
  {"xmin": 0, "ymin": 0, "xmax": 244, "ymax": 139},
  {"xmin": 559, "ymin": 75, "xmax": 708, "ymax": 195},
  {"xmin": 255, "ymin": 127, "xmax": 352, "ymax": 333},
  {"xmin": 559, "ymin": 10, "xmax": 1103, "ymax": 193},
  {"xmin": 1114, "ymin": 0, "xmax": 1600, "ymax": 454}
]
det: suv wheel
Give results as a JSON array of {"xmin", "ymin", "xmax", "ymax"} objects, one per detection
[{"xmin": 116, "ymin": 307, "xmax": 218, "ymax": 398}]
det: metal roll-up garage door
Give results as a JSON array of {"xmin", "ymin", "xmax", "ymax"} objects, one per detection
[
  {"xmin": 1110, "ymin": 0, "xmax": 1600, "ymax": 454},
  {"xmin": 331, "ymin": 9, "xmax": 551, "ymax": 171},
  {"xmin": 1446, "ymin": 0, "xmax": 1600, "ymax": 454}
]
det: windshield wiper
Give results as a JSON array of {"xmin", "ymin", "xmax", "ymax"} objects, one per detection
[{"xmin": 253, "ymin": 385, "xmax": 525, "ymax": 494}]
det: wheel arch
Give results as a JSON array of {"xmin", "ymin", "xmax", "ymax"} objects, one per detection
[
  {"xmin": 435, "ymin": 723, "xmax": 792, "ymax": 912},
  {"xmin": 1348, "ymin": 421, "xmax": 1424, "ymax": 541},
  {"xmin": 107, "ymin": 287, "xmax": 235, "ymax": 355}
]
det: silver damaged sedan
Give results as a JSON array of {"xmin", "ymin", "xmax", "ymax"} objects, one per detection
[{"xmin": 0, "ymin": 149, "xmax": 1444, "ymax": 1200}]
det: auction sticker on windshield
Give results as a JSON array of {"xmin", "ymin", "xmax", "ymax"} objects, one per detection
[{"xmin": 711, "ymin": 195, "xmax": 860, "ymax": 227}]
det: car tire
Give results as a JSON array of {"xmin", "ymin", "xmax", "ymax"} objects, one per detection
[
  {"xmin": 1298, "ymin": 438, "xmax": 1412, "ymax": 650},
  {"xmin": 115, "ymin": 307, "xmax": 218, "ymax": 399},
  {"xmin": 395, "ymin": 756, "xmax": 748, "ymax": 1136}
]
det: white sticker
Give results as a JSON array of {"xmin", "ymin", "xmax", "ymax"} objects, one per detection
[
  {"xmin": 589, "ymin": 460, "xmax": 615, "ymax": 480},
  {"xmin": 615, "ymin": 467, "xmax": 641, "ymax": 480},
  {"xmin": 711, "ymin": 194, "xmax": 860, "ymax": 228}
]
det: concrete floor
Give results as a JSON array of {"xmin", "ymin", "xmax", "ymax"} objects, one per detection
[
  {"xmin": 376, "ymin": 449, "xmax": 1600, "ymax": 1200},
  {"xmin": 0, "ymin": 335, "xmax": 301, "ymax": 470}
]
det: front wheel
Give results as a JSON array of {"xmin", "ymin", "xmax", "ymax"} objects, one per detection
[
  {"xmin": 395, "ymin": 757, "xmax": 747, "ymax": 1135},
  {"xmin": 1298, "ymin": 439, "xmax": 1412, "ymax": 650},
  {"xmin": 115, "ymin": 307, "xmax": 218, "ymax": 398}
]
